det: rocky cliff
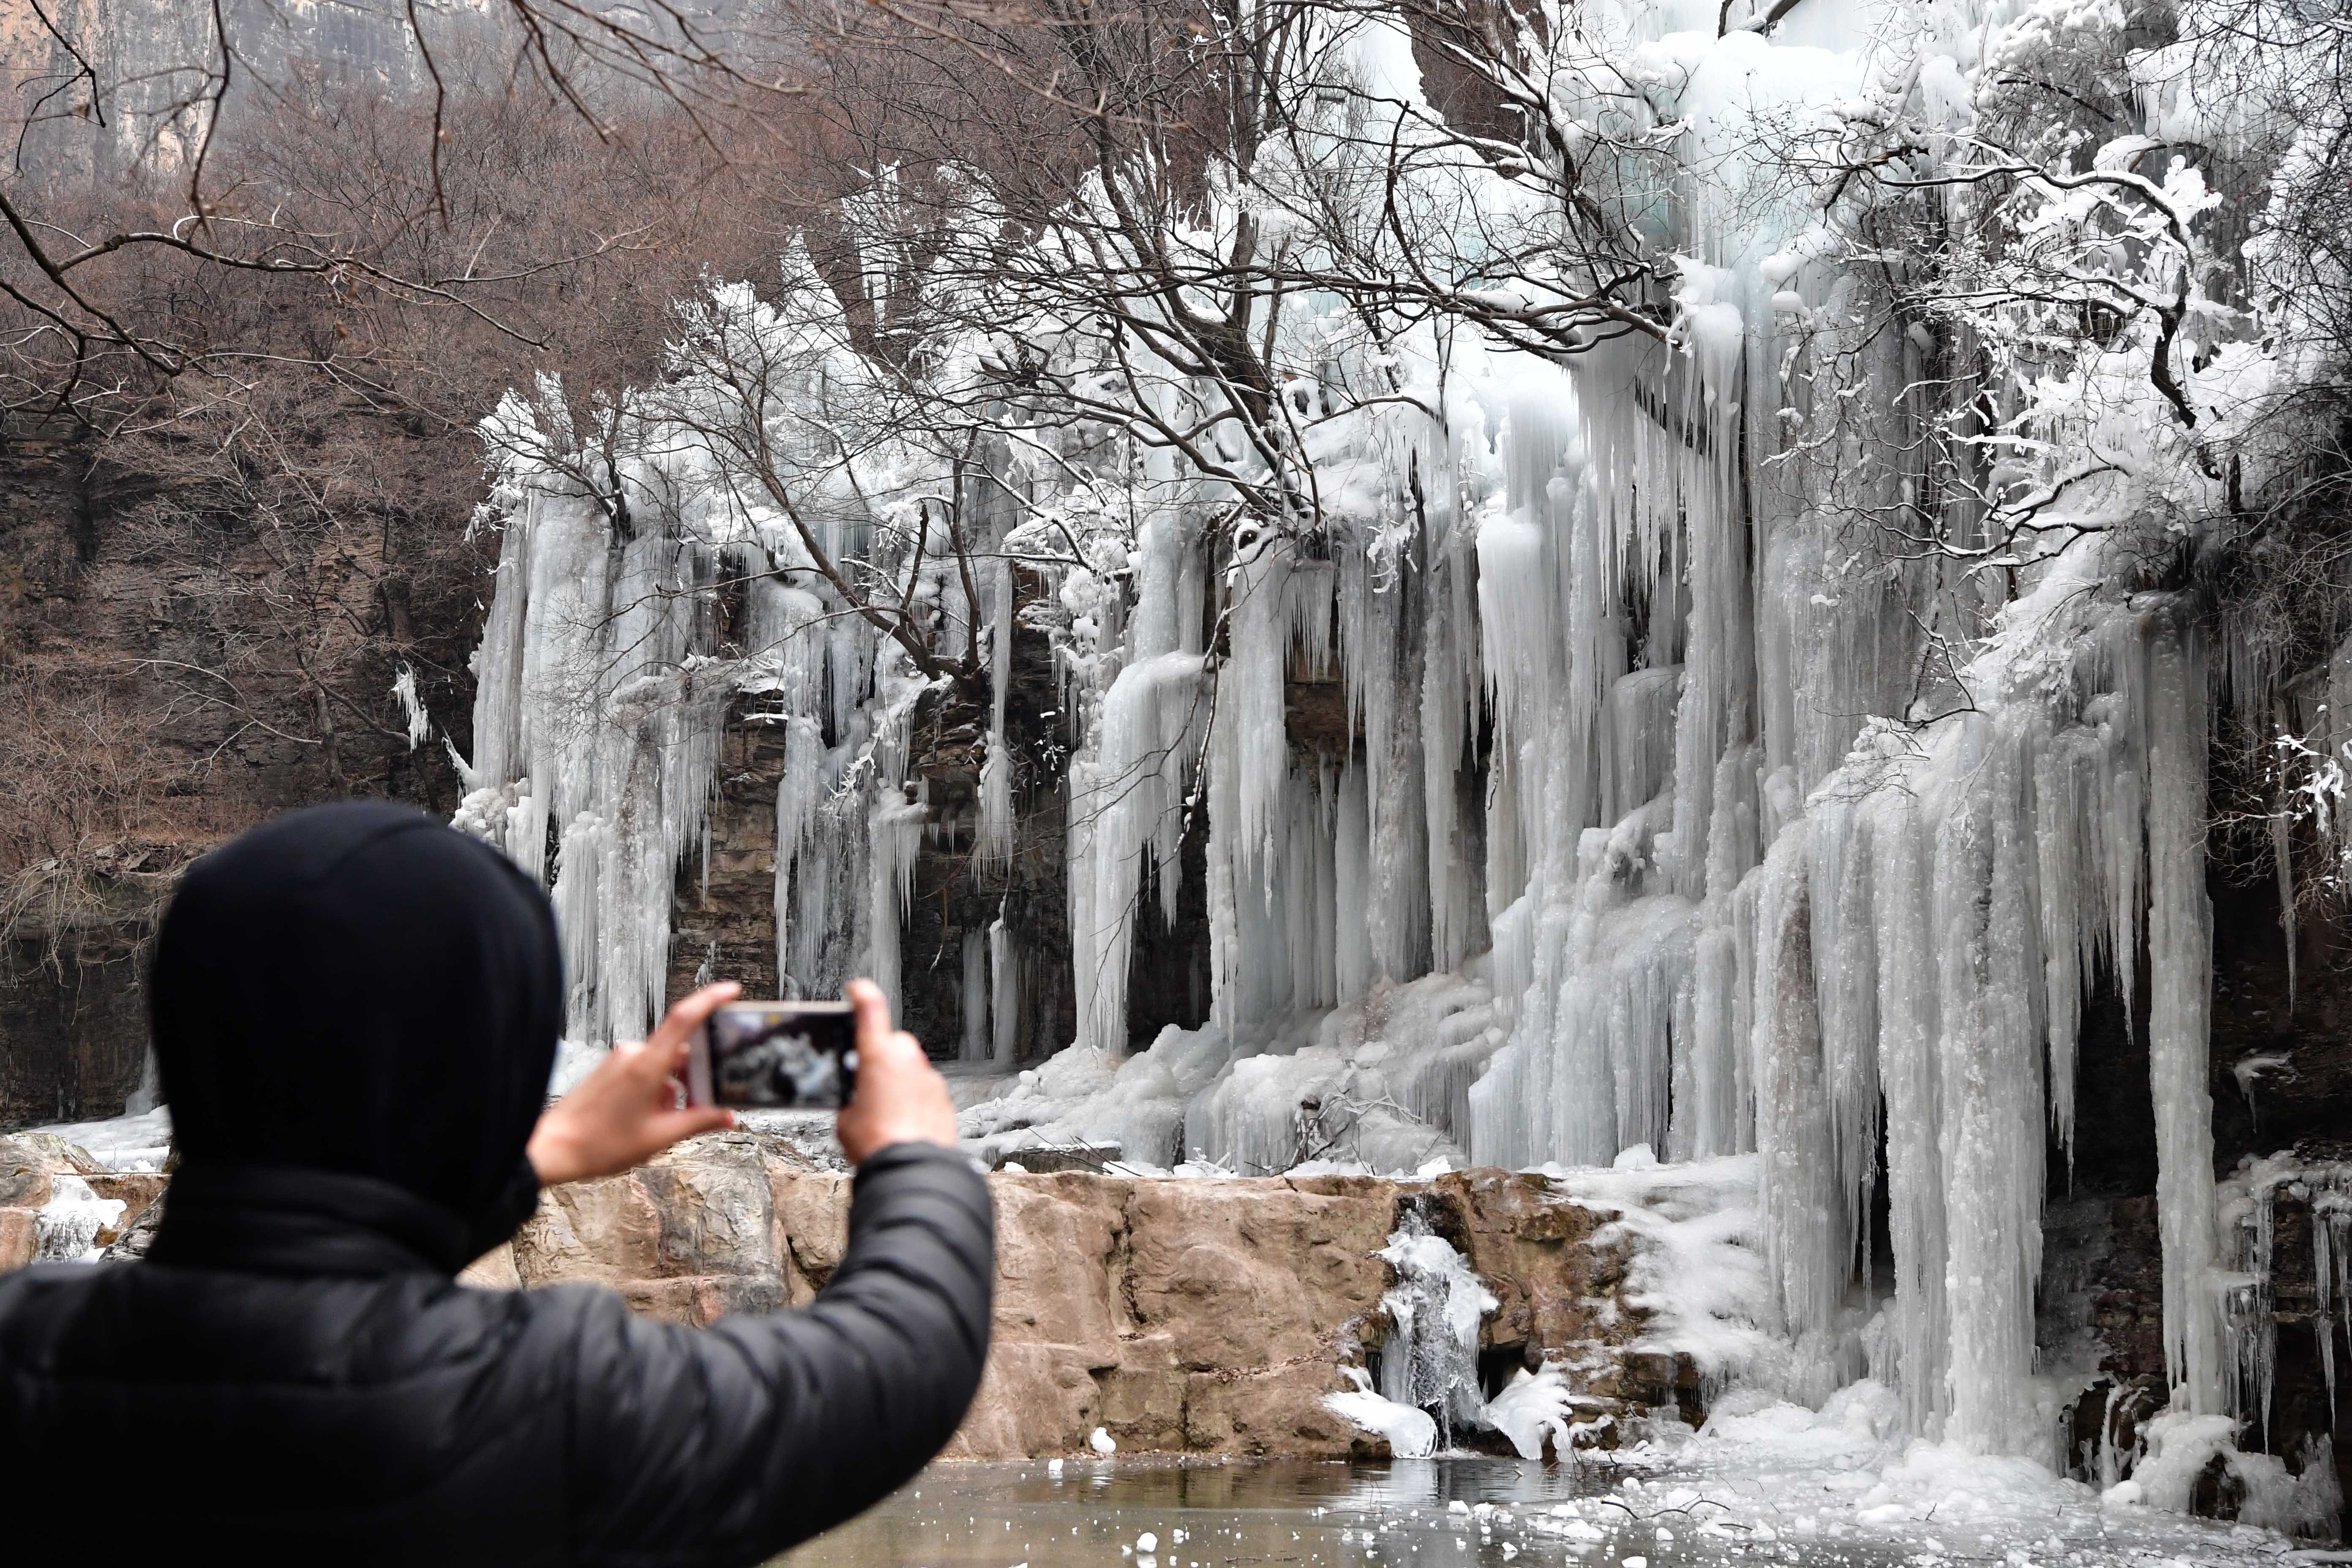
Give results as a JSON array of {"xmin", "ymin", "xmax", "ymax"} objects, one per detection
[
  {"xmin": 0, "ymin": 1131, "xmax": 1696, "ymax": 1461},
  {"xmin": 487, "ymin": 1138, "xmax": 1694, "ymax": 1460}
]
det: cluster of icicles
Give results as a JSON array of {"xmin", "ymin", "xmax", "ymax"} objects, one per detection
[
  {"xmin": 1094, "ymin": 345, "xmax": 2233, "ymax": 1467},
  {"xmin": 2220, "ymin": 1155, "xmax": 2352, "ymax": 1446},
  {"xmin": 453, "ymin": 397, "xmax": 1031, "ymax": 1062},
  {"xmin": 455, "ymin": 336, "xmax": 2234, "ymax": 1472}
]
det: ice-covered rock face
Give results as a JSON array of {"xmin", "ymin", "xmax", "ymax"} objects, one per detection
[
  {"xmin": 439, "ymin": 0, "xmax": 2333, "ymax": 1499},
  {"xmin": 436, "ymin": 1145, "xmax": 1715, "ymax": 1462}
]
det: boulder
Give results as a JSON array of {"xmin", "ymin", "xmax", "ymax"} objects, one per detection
[
  {"xmin": 1124, "ymin": 1179, "xmax": 1393, "ymax": 1372},
  {"xmin": 0, "ymin": 1133, "xmax": 131, "ymax": 1267},
  {"xmin": 768, "ymin": 1168, "xmax": 849, "ymax": 1301},
  {"xmin": 458, "ymin": 1243, "xmax": 523, "ymax": 1290},
  {"xmin": 513, "ymin": 1132, "xmax": 784, "ymax": 1326},
  {"xmin": 1184, "ymin": 1363, "xmax": 1368, "ymax": 1457},
  {"xmin": 0, "ymin": 1208, "xmax": 33, "ymax": 1272}
]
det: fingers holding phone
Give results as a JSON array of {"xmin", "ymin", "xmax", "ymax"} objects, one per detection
[
  {"xmin": 836, "ymin": 978, "xmax": 958, "ymax": 1163},
  {"xmin": 528, "ymin": 981, "xmax": 740, "ymax": 1187},
  {"xmin": 675, "ymin": 979, "xmax": 956, "ymax": 1165}
]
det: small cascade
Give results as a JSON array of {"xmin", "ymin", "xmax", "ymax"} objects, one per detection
[
  {"xmin": 1375, "ymin": 1200, "xmax": 1497, "ymax": 1451},
  {"xmin": 34, "ymin": 1176, "xmax": 124, "ymax": 1264}
]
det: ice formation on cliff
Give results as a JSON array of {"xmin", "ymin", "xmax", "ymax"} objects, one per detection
[
  {"xmin": 444, "ymin": 0, "xmax": 2338, "ymax": 1502},
  {"xmin": 1326, "ymin": 1206, "xmax": 1582, "ymax": 1460}
]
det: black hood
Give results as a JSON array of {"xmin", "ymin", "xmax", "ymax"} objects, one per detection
[{"xmin": 147, "ymin": 800, "xmax": 563, "ymax": 1274}]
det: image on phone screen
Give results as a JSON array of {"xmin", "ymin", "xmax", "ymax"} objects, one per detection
[{"xmin": 700, "ymin": 1003, "xmax": 856, "ymax": 1109}]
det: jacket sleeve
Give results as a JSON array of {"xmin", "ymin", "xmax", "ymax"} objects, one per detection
[{"xmin": 561, "ymin": 1143, "xmax": 995, "ymax": 1568}]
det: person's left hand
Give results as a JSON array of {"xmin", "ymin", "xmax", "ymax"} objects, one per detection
[{"xmin": 526, "ymin": 982, "xmax": 740, "ymax": 1187}]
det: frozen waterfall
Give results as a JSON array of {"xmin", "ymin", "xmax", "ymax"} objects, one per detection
[{"xmin": 441, "ymin": 0, "xmax": 2321, "ymax": 1493}]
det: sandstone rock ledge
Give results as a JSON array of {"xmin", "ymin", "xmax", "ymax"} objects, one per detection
[
  {"xmin": 0, "ymin": 1129, "xmax": 1704, "ymax": 1459},
  {"xmin": 481, "ymin": 1134, "xmax": 1702, "ymax": 1460}
]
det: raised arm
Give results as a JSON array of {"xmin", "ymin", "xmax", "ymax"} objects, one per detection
[{"xmin": 539, "ymin": 981, "xmax": 994, "ymax": 1568}]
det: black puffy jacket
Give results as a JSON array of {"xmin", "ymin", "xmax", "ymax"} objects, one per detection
[
  {"xmin": 0, "ymin": 1142, "xmax": 993, "ymax": 1564},
  {"xmin": 0, "ymin": 804, "xmax": 994, "ymax": 1563}
]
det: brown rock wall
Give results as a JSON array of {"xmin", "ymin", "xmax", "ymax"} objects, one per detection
[
  {"xmin": 485, "ymin": 1144, "xmax": 1682, "ymax": 1460},
  {"xmin": 1421, "ymin": 1169, "xmax": 1631, "ymax": 1358},
  {"xmin": 0, "ymin": 1130, "xmax": 1687, "ymax": 1460}
]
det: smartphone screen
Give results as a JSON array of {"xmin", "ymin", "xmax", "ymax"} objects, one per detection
[{"xmin": 689, "ymin": 1001, "xmax": 858, "ymax": 1110}]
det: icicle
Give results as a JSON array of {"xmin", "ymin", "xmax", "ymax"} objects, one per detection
[
  {"xmin": 1423, "ymin": 550, "xmax": 1482, "ymax": 972},
  {"xmin": 962, "ymin": 928, "xmax": 991, "ymax": 1062},
  {"xmin": 1808, "ymin": 795, "xmax": 1880, "ymax": 1271},
  {"xmin": 1073, "ymin": 650, "xmax": 1205, "ymax": 1052},
  {"xmin": 1933, "ymin": 713, "xmax": 2046, "ymax": 1457},
  {"xmin": 868, "ymin": 784, "xmax": 926, "ymax": 1018},
  {"xmin": 1683, "ymin": 742, "xmax": 1763, "ymax": 1161},
  {"xmin": 392, "ymin": 666, "xmax": 430, "ymax": 750},
  {"xmin": 1335, "ymin": 759, "xmax": 1373, "ymax": 1004},
  {"xmin": 2270, "ymin": 702, "xmax": 2297, "ymax": 1009},
  {"xmin": 1869, "ymin": 778, "xmax": 1948, "ymax": 1440},
  {"xmin": 977, "ymin": 555, "xmax": 1017, "ymax": 872},
  {"xmin": 1750, "ymin": 823, "xmax": 1846, "ymax": 1348},
  {"xmin": 978, "ymin": 743, "xmax": 1015, "ymax": 873},
  {"xmin": 2145, "ymin": 622, "xmax": 2226, "ymax": 1417},
  {"xmin": 773, "ymin": 716, "xmax": 827, "ymax": 996},
  {"xmin": 2034, "ymin": 723, "xmax": 2102, "ymax": 1164},
  {"xmin": 990, "ymin": 911, "xmax": 1022, "ymax": 1064},
  {"xmin": 2316, "ymin": 1179, "xmax": 2352, "ymax": 1418},
  {"xmin": 1229, "ymin": 528, "xmax": 1293, "ymax": 867},
  {"xmin": 2222, "ymin": 1168, "xmax": 2280, "ymax": 1447}
]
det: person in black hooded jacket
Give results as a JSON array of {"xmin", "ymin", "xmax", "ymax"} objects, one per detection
[{"xmin": 0, "ymin": 801, "xmax": 995, "ymax": 1565}]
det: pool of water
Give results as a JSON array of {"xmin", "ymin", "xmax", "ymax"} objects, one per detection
[
  {"xmin": 782, "ymin": 1451, "xmax": 2316, "ymax": 1568},
  {"xmin": 780, "ymin": 1457, "xmax": 2067, "ymax": 1568}
]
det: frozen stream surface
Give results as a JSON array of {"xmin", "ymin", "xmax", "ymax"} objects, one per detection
[{"xmin": 781, "ymin": 1451, "xmax": 2325, "ymax": 1568}]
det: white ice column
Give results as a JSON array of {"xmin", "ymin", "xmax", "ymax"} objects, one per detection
[
  {"xmin": 1335, "ymin": 760, "xmax": 1373, "ymax": 1004},
  {"xmin": 1867, "ymin": 781, "xmax": 1948, "ymax": 1439},
  {"xmin": 990, "ymin": 912, "xmax": 1023, "ymax": 1063},
  {"xmin": 962, "ymin": 929, "xmax": 991, "ymax": 1062},
  {"xmin": 1933, "ymin": 715, "xmax": 2047, "ymax": 1456},
  {"xmin": 1680, "ymin": 741, "xmax": 1763, "ymax": 1161},
  {"xmin": 2033, "ymin": 723, "xmax": 2105, "ymax": 1163},
  {"xmin": 1075, "ymin": 650, "xmax": 1205, "ymax": 1051},
  {"xmin": 2146, "ymin": 623, "xmax": 2225, "ymax": 1416},
  {"xmin": 1750, "ymin": 824, "xmax": 1846, "ymax": 1344},
  {"xmin": 1808, "ymin": 796, "xmax": 1880, "ymax": 1272},
  {"xmin": 1228, "ymin": 534, "xmax": 1292, "ymax": 867}
]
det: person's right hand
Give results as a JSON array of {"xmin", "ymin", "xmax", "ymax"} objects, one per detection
[
  {"xmin": 527, "ymin": 981, "xmax": 740, "ymax": 1187},
  {"xmin": 836, "ymin": 978, "xmax": 958, "ymax": 1163}
]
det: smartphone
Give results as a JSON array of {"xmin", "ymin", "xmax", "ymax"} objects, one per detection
[{"xmin": 686, "ymin": 1000, "xmax": 858, "ymax": 1110}]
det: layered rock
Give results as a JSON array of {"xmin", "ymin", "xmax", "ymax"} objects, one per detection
[
  {"xmin": 470, "ymin": 1134, "xmax": 1694, "ymax": 1459},
  {"xmin": 0, "ymin": 1132, "xmax": 167, "ymax": 1268}
]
